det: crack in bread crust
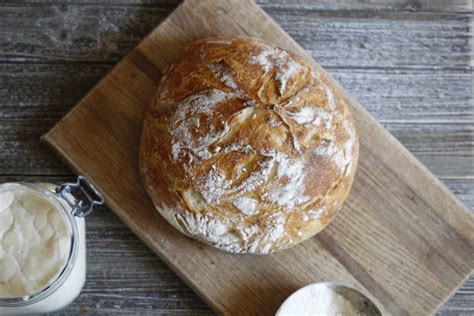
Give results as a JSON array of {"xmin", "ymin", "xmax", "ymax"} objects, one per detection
[{"xmin": 140, "ymin": 36, "xmax": 359, "ymax": 254}]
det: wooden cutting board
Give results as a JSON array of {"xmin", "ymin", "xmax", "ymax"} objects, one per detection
[{"xmin": 43, "ymin": 0, "xmax": 474, "ymax": 314}]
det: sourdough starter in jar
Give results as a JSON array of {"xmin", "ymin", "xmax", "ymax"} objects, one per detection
[
  {"xmin": 0, "ymin": 183, "xmax": 87, "ymax": 314},
  {"xmin": 0, "ymin": 187, "xmax": 71, "ymax": 297}
]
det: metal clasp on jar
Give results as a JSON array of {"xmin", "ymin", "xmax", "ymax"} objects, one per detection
[{"xmin": 55, "ymin": 176, "xmax": 104, "ymax": 217}]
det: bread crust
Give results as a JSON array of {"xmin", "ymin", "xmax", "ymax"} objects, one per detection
[{"xmin": 139, "ymin": 36, "xmax": 359, "ymax": 254}]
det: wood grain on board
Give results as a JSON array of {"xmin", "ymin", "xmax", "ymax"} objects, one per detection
[{"xmin": 41, "ymin": 0, "xmax": 473, "ymax": 315}]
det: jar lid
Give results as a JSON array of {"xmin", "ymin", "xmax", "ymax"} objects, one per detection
[{"xmin": 56, "ymin": 175, "xmax": 104, "ymax": 217}]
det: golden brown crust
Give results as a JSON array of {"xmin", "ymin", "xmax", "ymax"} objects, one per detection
[{"xmin": 139, "ymin": 36, "xmax": 359, "ymax": 254}]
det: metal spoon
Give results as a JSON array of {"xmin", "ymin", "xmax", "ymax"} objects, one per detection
[{"xmin": 276, "ymin": 282, "xmax": 383, "ymax": 315}]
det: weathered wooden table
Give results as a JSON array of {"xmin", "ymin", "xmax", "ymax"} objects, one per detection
[{"xmin": 1, "ymin": 1, "xmax": 472, "ymax": 314}]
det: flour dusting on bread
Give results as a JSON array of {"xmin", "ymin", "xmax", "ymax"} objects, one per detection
[
  {"xmin": 140, "ymin": 36, "xmax": 359, "ymax": 254},
  {"xmin": 250, "ymin": 45, "xmax": 306, "ymax": 95}
]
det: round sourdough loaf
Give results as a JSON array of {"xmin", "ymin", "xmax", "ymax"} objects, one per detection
[{"xmin": 139, "ymin": 36, "xmax": 359, "ymax": 254}]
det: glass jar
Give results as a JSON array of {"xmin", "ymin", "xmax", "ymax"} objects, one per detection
[{"xmin": 0, "ymin": 176, "xmax": 103, "ymax": 315}]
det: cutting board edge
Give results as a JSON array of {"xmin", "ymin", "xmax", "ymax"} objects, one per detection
[{"xmin": 434, "ymin": 269, "xmax": 474, "ymax": 316}]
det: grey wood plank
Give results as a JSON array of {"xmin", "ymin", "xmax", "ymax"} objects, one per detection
[
  {"xmin": 331, "ymin": 69, "xmax": 473, "ymax": 123},
  {"xmin": 2, "ymin": 0, "xmax": 472, "ymax": 13},
  {"xmin": 0, "ymin": 4, "xmax": 175, "ymax": 63},
  {"xmin": 1, "ymin": 64, "xmax": 472, "ymax": 122},
  {"xmin": 257, "ymin": 0, "xmax": 473, "ymax": 13},
  {"xmin": 0, "ymin": 3, "xmax": 471, "ymax": 70},
  {"xmin": 270, "ymin": 9, "xmax": 472, "ymax": 70}
]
